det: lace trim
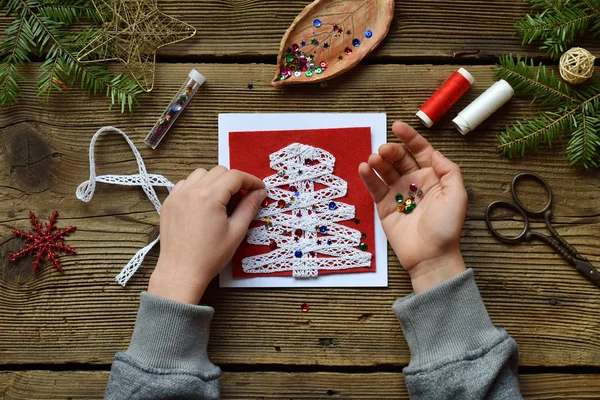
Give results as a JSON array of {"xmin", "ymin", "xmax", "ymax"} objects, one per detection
[
  {"xmin": 242, "ymin": 143, "xmax": 372, "ymax": 278},
  {"xmin": 75, "ymin": 126, "xmax": 174, "ymax": 286}
]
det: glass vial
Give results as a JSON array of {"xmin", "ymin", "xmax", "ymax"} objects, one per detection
[{"xmin": 144, "ymin": 69, "xmax": 206, "ymax": 149}]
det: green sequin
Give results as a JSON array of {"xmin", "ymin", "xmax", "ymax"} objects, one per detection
[
  {"xmin": 285, "ymin": 55, "xmax": 294, "ymax": 62},
  {"xmin": 359, "ymin": 242, "xmax": 368, "ymax": 251},
  {"xmin": 315, "ymin": 67, "xmax": 323, "ymax": 74},
  {"xmin": 405, "ymin": 204, "xmax": 416, "ymax": 213},
  {"xmin": 306, "ymin": 70, "xmax": 313, "ymax": 77},
  {"xmin": 395, "ymin": 193, "xmax": 404, "ymax": 203},
  {"xmin": 179, "ymin": 95, "xmax": 187, "ymax": 101}
]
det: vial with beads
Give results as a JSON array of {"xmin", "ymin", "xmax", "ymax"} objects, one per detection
[{"xmin": 144, "ymin": 69, "xmax": 206, "ymax": 149}]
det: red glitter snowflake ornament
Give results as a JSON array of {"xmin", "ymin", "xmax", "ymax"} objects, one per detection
[{"xmin": 9, "ymin": 210, "xmax": 77, "ymax": 272}]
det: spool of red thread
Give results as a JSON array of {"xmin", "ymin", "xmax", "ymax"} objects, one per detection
[{"xmin": 416, "ymin": 68, "xmax": 475, "ymax": 128}]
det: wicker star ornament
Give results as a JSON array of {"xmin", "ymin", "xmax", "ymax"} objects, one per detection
[{"xmin": 77, "ymin": 0, "xmax": 196, "ymax": 92}]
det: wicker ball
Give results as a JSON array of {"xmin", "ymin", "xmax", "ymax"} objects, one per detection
[{"xmin": 559, "ymin": 47, "xmax": 595, "ymax": 84}]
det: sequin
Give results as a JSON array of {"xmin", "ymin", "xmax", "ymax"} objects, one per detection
[
  {"xmin": 405, "ymin": 199, "xmax": 413, "ymax": 206},
  {"xmin": 301, "ymin": 41, "xmax": 306, "ymax": 46},
  {"xmin": 292, "ymin": 43, "xmax": 300, "ymax": 53},
  {"xmin": 327, "ymin": 239, "xmax": 333, "ymax": 245},
  {"xmin": 395, "ymin": 193, "xmax": 404, "ymax": 203},
  {"xmin": 311, "ymin": 204, "xmax": 317, "ymax": 210},
  {"xmin": 397, "ymin": 204, "xmax": 405, "ymax": 213},
  {"xmin": 354, "ymin": 218, "xmax": 360, "ymax": 224},
  {"xmin": 352, "ymin": 38, "xmax": 360, "ymax": 47},
  {"xmin": 311, "ymin": 38, "xmax": 319, "ymax": 45},
  {"xmin": 365, "ymin": 30, "xmax": 373, "ymax": 38},
  {"xmin": 179, "ymin": 94, "xmax": 187, "ymax": 101},
  {"xmin": 309, "ymin": 251, "xmax": 316, "ymax": 258},
  {"xmin": 361, "ymin": 232, "xmax": 367, "ymax": 239},
  {"xmin": 316, "ymin": 239, "xmax": 322, "ymax": 245},
  {"xmin": 269, "ymin": 239, "xmax": 278, "ymax": 250},
  {"xmin": 319, "ymin": 226, "xmax": 328, "ymax": 234},
  {"xmin": 285, "ymin": 55, "xmax": 294, "ymax": 63},
  {"xmin": 288, "ymin": 64, "xmax": 297, "ymax": 72},
  {"xmin": 295, "ymin": 229, "xmax": 303, "ymax": 237},
  {"xmin": 184, "ymin": 88, "xmax": 192, "ymax": 95},
  {"xmin": 300, "ymin": 65, "xmax": 308, "ymax": 72},
  {"xmin": 301, "ymin": 303, "xmax": 309, "ymax": 312},
  {"xmin": 359, "ymin": 242, "xmax": 368, "ymax": 251},
  {"xmin": 171, "ymin": 104, "xmax": 182, "ymax": 112},
  {"xmin": 261, "ymin": 198, "xmax": 269, "ymax": 207},
  {"xmin": 405, "ymin": 204, "xmax": 416, "ymax": 214},
  {"xmin": 337, "ymin": 27, "xmax": 343, "ymax": 33},
  {"xmin": 290, "ymin": 196, "xmax": 296, "ymax": 202},
  {"xmin": 296, "ymin": 211, "xmax": 302, "ymax": 218},
  {"xmin": 313, "ymin": 19, "xmax": 322, "ymax": 28},
  {"xmin": 265, "ymin": 216, "xmax": 271, "ymax": 224},
  {"xmin": 278, "ymin": 170, "xmax": 285, "ymax": 176},
  {"xmin": 305, "ymin": 158, "xmax": 313, "ymax": 166},
  {"xmin": 295, "ymin": 249, "xmax": 303, "ymax": 258},
  {"xmin": 409, "ymin": 183, "xmax": 418, "ymax": 192},
  {"xmin": 289, "ymin": 185, "xmax": 297, "ymax": 192},
  {"xmin": 328, "ymin": 201, "xmax": 337, "ymax": 210},
  {"xmin": 294, "ymin": 191, "xmax": 300, "ymax": 197},
  {"xmin": 247, "ymin": 83, "xmax": 254, "ymax": 90},
  {"xmin": 337, "ymin": 55, "xmax": 343, "ymax": 61},
  {"xmin": 286, "ymin": 47, "xmax": 292, "ymax": 54},
  {"xmin": 164, "ymin": 114, "xmax": 171, "ymax": 121},
  {"xmin": 417, "ymin": 189, "xmax": 423, "ymax": 197},
  {"xmin": 333, "ymin": 24, "xmax": 339, "ymax": 31},
  {"xmin": 281, "ymin": 69, "xmax": 292, "ymax": 79},
  {"xmin": 309, "ymin": 62, "xmax": 316, "ymax": 70},
  {"xmin": 344, "ymin": 47, "xmax": 352, "ymax": 55},
  {"xmin": 277, "ymin": 199, "xmax": 286, "ymax": 208},
  {"xmin": 315, "ymin": 67, "xmax": 323, "ymax": 74},
  {"xmin": 346, "ymin": 30, "xmax": 352, "ymax": 35},
  {"xmin": 315, "ymin": 225, "xmax": 320, "ymax": 231},
  {"xmin": 294, "ymin": 71, "xmax": 302, "ymax": 78},
  {"xmin": 306, "ymin": 70, "xmax": 313, "ymax": 77},
  {"xmin": 323, "ymin": 43, "xmax": 330, "ymax": 49},
  {"xmin": 320, "ymin": 61, "xmax": 328, "ymax": 68}
]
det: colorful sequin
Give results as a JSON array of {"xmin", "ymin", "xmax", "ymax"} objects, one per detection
[
  {"xmin": 313, "ymin": 19, "xmax": 322, "ymax": 28},
  {"xmin": 365, "ymin": 30, "xmax": 373, "ymax": 38},
  {"xmin": 352, "ymin": 38, "xmax": 360, "ymax": 47}
]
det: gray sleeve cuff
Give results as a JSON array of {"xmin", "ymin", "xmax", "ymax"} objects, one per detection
[
  {"xmin": 393, "ymin": 269, "xmax": 504, "ymax": 370},
  {"xmin": 124, "ymin": 291, "xmax": 220, "ymax": 375}
]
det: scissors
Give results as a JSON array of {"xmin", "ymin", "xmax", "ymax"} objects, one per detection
[{"xmin": 485, "ymin": 172, "xmax": 600, "ymax": 288}]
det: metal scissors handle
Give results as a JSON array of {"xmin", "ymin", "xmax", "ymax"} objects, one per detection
[{"xmin": 485, "ymin": 172, "xmax": 600, "ymax": 288}]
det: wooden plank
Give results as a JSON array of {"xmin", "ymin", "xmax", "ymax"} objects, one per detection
[
  {"xmin": 1, "ymin": 371, "xmax": 600, "ymax": 399},
  {"xmin": 1, "ymin": 0, "xmax": 599, "ymax": 60},
  {"xmin": 0, "ymin": 64, "xmax": 599, "ymax": 367}
]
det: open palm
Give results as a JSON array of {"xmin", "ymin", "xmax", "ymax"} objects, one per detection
[{"xmin": 359, "ymin": 122, "xmax": 468, "ymax": 290}]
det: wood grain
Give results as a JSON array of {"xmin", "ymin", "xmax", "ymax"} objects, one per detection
[
  {"xmin": 1, "ymin": 0, "xmax": 599, "ymax": 60},
  {"xmin": 1, "ymin": 371, "xmax": 600, "ymax": 399},
  {"xmin": 0, "ymin": 63, "xmax": 598, "ymax": 368}
]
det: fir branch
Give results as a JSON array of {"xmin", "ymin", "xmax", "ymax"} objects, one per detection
[
  {"xmin": 0, "ymin": 0, "xmax": 144, "ymax": 111},
  {"xmin": 517, "ymin": 0, "xmax": 600, "ymax": 58},
  {"xmin": 495, "ymin": 56, "xmax": 600, "ymax": 169},
  {"xmin": 495, "ymin": 55, "xmax": 578, "ymax": 106}
]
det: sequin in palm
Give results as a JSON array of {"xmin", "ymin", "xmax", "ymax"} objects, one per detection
[
  {"xmin": 9, "ymin": 211, "xmax": 77, "ymax": 272},
  {"xmin": 242, "ymin": 143, "xmax": 371, "ymax": 278}
]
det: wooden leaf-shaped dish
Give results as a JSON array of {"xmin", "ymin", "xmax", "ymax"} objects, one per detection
[{"xmin": 272, "ymin": 0, "xmax": 394, "ymax": 86}]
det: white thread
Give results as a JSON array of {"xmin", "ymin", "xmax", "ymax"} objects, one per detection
[
  {"xmin": 452, "ymin": 79, "xmax": 514, "ymax": 135},
  {"xmin": 76, "ymin": 126, "xmax": 174, "ymax": 286},
  {"xmin": 242, "ymin": 143, "xmax": 372, "ymax": 278}
]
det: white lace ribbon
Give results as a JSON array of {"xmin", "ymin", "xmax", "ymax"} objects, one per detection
[
  {"xmin": 75, "ymin": 126, "xmax": 174, "ymax": 286},
  {"xmin": 242, "ymin": 143, "xmax": 372, "ymax": 278}
]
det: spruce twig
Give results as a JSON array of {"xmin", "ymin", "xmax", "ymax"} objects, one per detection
[
  {"xmin": 0, "ymin": 0, "xmax": 144, "ymax": 111},
  {"xmin": 495, "ymin": 56, "xmax": 600, "ymax": 169}
]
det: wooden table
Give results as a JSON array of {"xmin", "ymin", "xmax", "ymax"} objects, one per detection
[{"xmin": 1, "ymin": 0, "xmax": 599, "ymax": 398}]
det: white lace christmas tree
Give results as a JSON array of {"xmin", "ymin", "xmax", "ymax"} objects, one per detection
[{"xmin": 243, "ymin": 143, "xmax": 371, "ymax": 278}]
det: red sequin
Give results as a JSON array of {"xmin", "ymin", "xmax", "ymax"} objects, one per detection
[
  {"xmin": 268, "ymin": 239, "xmax": 278, "ymax": 250},
  {"xmin": 301, "ymin": 303, "xmax": 309, "ymax": 312},
  {"xmin": 294, "ymin": 228, "xmax": 303, "ymax": 237},
  {"xmin": 261, "ymin": 198, "xmax": 269, "ymax": 207},
  {"xmin": 277, "ymin": 199, "xmax": 286, "ymax": 208}
]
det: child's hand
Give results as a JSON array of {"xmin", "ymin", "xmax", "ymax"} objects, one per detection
[
  {"xmin": 148, "ymin": 166, "xmax": 266, "ymax": 304},
  {"xmin": 359, "ymin": 121, "xmax": 467, "ymax": 293}
]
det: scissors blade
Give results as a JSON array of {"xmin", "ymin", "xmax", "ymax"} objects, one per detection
[{"xmin": 573, "ymin": 258, "xmax": 600, "ymax": 288}]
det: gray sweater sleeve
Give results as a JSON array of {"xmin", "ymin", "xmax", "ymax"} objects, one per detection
[
  {"xmin": 393, "ymin": 269, "xmax": 522, "ymax": 400},
  {"xmin": 104, "ymin": 291, "xmax": 221, "ymax": 400}
]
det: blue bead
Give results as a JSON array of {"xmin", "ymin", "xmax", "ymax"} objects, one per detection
[
  {"xmin": 313, "ymin": 19, "xmax": 322, "ymax": 28},
  {"xmin": 328, "ymin": 201, "xmax": 337, "ymax": 210},
  {"xmin": 295, "ymin": 249, "xmax": 303, "ymax": 258},
  {"xmin": 319, "ymin": 226, "xmax": 328, "ymax": 234},
  {"xmin": 364, "ymin": 30, "xmax": 372, "ymax": 38},
  {"xmin": 352, "ymin": 38, "xmax": 360, "ymax": 47}
]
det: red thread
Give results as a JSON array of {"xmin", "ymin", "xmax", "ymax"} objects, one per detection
[{"xmin": 418, "ymin": 70, "xmax": 473, "ymax": 127}]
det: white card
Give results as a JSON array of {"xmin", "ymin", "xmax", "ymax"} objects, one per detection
[{"xmin": 218, "ymin": 113, "xmax": 388, "ymax": 288}]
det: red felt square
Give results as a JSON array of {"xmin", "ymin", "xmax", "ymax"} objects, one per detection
[{"xmin": 229, "ymin": 127, "xmax": 374, "ymax": 278}]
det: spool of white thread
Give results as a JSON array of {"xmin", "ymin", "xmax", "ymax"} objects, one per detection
[{"xmin": 452, "ymin": 79, "xmax": 514, "ymax": 135}]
